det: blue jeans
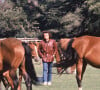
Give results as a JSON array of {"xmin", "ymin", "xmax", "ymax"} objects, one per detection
[{"xmin": 42, "ymin": 61, "xmax": 53, "ymax": 82}]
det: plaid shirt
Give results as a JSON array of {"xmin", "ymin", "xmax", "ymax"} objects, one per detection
[{"xmin": 38, "ymin": 39, "xmax": 57, "ymax": 62}]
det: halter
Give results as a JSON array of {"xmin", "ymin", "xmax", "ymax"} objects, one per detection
[{"xmin": 58, "ymin": 38, "xmax": 74, "ymax": 61}]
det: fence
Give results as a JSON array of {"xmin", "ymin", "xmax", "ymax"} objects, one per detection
[{"xmin": 0, "ymin": 38, "xmax": 41, "ymax": 43}]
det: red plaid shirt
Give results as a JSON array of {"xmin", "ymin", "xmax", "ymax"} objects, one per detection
[{"xmin": 38, "ymin": 39, "xmax": 57, "ymax": 62}]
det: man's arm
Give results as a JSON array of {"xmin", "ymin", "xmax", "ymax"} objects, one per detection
[
  {"xmin": 53, "ymin": 40, "xmax": 58, "ymax": 56},
  {"xmin": 38, "ymin": 42, "xmax": 44, "ymax": 58}
]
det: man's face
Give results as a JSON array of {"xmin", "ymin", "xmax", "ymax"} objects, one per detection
[{"xmin": 43, "ymin": 33, "xmax": 50, "ymax": 40}]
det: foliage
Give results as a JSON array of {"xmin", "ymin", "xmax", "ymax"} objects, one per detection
[
  {"xmin": 37, "ymin": 0, "xmax": 100, "ymax": 37},
  {"xmin": 87, "ymin": 0, "xmax": 100, "ymax": 36},
  {"xmin": 0, "ymin": 0, "xmax": 40, "ymax": 38},
  {"xmin": 0, "ymin": 0, "xmax": 99, "ymax": 38}
]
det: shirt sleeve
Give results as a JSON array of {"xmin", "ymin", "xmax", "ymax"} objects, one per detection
[{"xmin": 53, "ymin": 40, "xmax": 58, "ymax": 56}]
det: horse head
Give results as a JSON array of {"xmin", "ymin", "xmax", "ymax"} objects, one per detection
[
  {"xmin": 28, "ymin": 41, "xmax": 41, "ymax": 62},
  {"xmin": 55, "ymin": 38, "xmax": 77, "ymax": 74}
]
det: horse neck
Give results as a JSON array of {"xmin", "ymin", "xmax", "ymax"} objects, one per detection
[
  {"xmin": 29, "ymin": 42, "xmax": 39, "ymax": 58},
  {"xmin": 34, "ymin": 45, "xmax": 39, "ymax": 57}
]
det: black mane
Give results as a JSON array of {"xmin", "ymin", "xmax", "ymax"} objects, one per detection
[
  {"xmin": 58, "ymin": 39, "xmax": 79, "ymax": 73},
  {"xmin": 22, "ymin": 42, "xmax": 38, "ymax": 84}
]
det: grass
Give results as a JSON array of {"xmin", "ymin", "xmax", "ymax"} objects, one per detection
[{"xmin": 1, "ymin": 61, "xmax": 100, "ymax": 90}]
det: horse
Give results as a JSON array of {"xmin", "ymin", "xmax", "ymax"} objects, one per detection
[
  {"xmin": 0, "ymin": 38, "xmax": 38, "ymax": 90},
  {"xmin": 54, "ymin": 42, "xmax": 76, "ymax": 74},
  {"xmin": 56, "ymin": 35, "xmax": 100, "ymax": 90},
  {"xmin": 18, "ymin": 42, "xmax": 39, "ymax": 90},
  {"xmin": 0, "ymin": 38, "xmax": 25, "ymax": 90},
  {"xmin": 28, "ymin": 41, "xmax": 41, "ymax": 62}
]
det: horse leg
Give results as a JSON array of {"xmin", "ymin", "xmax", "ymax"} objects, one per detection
[
  {"xmin": 9, "ymin": 69, "xmax": 18, "ymax": 90},
  {"xmin": 19, "ymin": 58, "xmax": 32, "ymax": 90},
  {"xmin": 76, "ymin": 59, "xmax": 83, "ymax": 90},
  {"xmin": 1, "ymin": 77, "xmax": 9, "ymax": 90},
  {"xmin": 3, "ymin": 71, "xmax": 14, "ymax": 89},
  {"xmin": 81, "ymin": 60, "xmax": 87, "ymax": 79},
  {"xmin": 17, "ymin": 69, "xmax": 22, "ymax": 90},
  {"xmin": 0, "ymin": 74, "xmax": 9, "ymax": 90},
  {"xmin": 2, "ymin": 78, "xmax": 9, "ymax": 90},
  {"xmin": 19, "ymin": 67, "xmax": 32, "ymax": 90},
  {"xmin": 76, "ymin": 59, "xmax": 87, "ymax": 90}
]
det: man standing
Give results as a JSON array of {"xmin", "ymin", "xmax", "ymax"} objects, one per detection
[{"xmin": 38, "ymin": 31, "xmax": 57, "ymax": 86}]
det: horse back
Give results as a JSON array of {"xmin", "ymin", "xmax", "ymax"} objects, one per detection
[
  {"xmin": 73, "ymin": 36, "xmax": 100, "ymax": 67},
  {"xmin": 0, "ymin": 38, "xmax": 25, "ymax": 69}
]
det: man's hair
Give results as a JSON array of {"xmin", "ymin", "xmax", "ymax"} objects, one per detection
[{"xmin": 42, "ymin": 31, "xmax": 52, "ymax": 39}]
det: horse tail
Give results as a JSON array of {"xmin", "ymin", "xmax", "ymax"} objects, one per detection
[
  {"xmin": 22, "ymin": 42, "xmax": 38, "ymax": 84},
  {"xmin": 58, "ymin": 39, "xmax": 79, "ymax": 74}
]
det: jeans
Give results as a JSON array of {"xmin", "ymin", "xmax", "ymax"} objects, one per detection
[{"xmin": 42, "ymin": 61, "xmax": 53, "ymax": 82}]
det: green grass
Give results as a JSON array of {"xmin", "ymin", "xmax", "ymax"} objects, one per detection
[{"xmin": 1, "ymin": 62, "xmax": 100, "ymax": 90}]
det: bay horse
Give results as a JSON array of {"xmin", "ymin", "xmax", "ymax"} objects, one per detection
[
  {"xmin": 28, "ymin": 41, "xmax": 41, "ymax": 62},
  {"xmin": 0, "ymin": 38, "xmax": 38, "ymax": 90},
  {"xmin": 56, "ymin": 35, "xmax": 100, "ymax": 90},
  {"xmin": 54, "ymin": 42, "xmax": 76, "ymax": 74},
  {"xmin": 18, "ymin": 42, "xmax": 38, "ymax": 90}
]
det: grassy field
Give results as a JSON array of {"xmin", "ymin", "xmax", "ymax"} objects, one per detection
[{"xmin": 1, "ymin": 62, "xmax": 100, "ymax": 90}]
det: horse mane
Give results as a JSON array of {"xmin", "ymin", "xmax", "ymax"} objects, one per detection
[
  {"xmin": 22, "ymin": 42, "xmax": 38, "ymax": 84},
  {"xmin": 58, "ymin": 39, "xmax": 79, "ymax": 74}
]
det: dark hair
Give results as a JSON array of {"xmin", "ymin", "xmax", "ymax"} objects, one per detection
[{"xmin": 42, "ymin": 31, "xmax": 52, "ymax": 39}]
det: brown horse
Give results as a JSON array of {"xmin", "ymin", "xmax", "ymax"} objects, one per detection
[
  {"xmin": 28, "ymin": 41, "xmax": 41, "ymax": 62},
  {"xmin": 18, "ymin": 42, "xmax": 38, "ymax": 90},
  {"xmin": 56, "ymin": 35, "xmax": 100, "ymax": 90},
  {"xmin": 0, "ymin": 38, "xmax": 25, "ymax": 90},
  {"xmin": 0, "ymin": 38, "xmax": 38, "ymax": 90},
  {"xmin": 54, "ymin": 42, "xmax": 76, "ymax": 74}
]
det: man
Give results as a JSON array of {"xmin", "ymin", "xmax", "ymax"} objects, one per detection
[{"xmin": 38, "ymin": 31, "xmax": 57, "ymax": 86}]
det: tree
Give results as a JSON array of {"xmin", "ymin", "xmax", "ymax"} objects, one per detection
[
  {"xmin": 0, "ymin": 0, "xmax": 40, "ymax": 38},
  {"xmin": 0, "ymin": 0, "xmax": 99, "ymax": 38}
]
